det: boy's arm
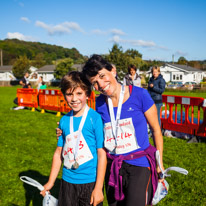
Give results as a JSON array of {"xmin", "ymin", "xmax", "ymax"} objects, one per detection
[
  {"xmin": 90, "ymin": 148, "xmax": 107, "ymax": 206},
  {"xmin": 40, "ymin": 146, "xmax": 63, "ymax": 196}
]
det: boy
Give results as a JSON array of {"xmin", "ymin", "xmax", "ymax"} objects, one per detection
[{"xmin": 41, "ymin": 71, "xmax": 107, "ymax": 206}]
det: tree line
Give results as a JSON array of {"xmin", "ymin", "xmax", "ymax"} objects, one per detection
[
  {"xmin": 0, "ymin": 39, "xmax": 85, "ymax": 66},
  {"xmin": 0, "ymin": 39, "xmax": 205, "ymax": 80}
]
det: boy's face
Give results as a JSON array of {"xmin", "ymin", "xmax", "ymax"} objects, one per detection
[{"xmin": 65, "ymin": 86, "xmax": 88, "ymax": 117}]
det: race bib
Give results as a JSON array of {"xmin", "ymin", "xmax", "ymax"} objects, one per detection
[
  {"xmin": 104, "ymin": 117, "xmax": 140, "ymax": 154},
  {"xmin": 63, "ymin": 131, "xmax": 93, "ymax": 169}
]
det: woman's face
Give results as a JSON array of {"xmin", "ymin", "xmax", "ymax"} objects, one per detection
[
  {"xmin": 88, "ymin": 68, "xmax": 117, "ymax": 96},
  {"xmin": 152, "ymin": 69, "xmax": 160, "ymax": 79},
  {"xmin": 130, "ymin": 68, "xmax": 136, "ymax": 76}
]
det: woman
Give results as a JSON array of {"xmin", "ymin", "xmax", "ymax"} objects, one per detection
[
  {"xmin": 148, "ymin": 66, "xmax": 166, "ymax": 127},
  {"xmin": 82, "ymin": 55, "xmax": 164, "ymax": 206},
  {"xmin": 123, "ymin": 64, "xmax": 141, "ymax": 87}
]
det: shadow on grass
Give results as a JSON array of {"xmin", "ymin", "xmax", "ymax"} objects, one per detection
[{"xmin": 19, "ymin": 170, "xmax": 60, "ymax": 206}]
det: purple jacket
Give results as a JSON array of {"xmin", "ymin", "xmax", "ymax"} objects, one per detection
[{"xmin": 107, "ymin": 144, "xmax": 158, "ymax": 205}]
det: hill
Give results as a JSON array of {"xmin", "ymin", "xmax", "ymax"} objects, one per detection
[{"xmin": 0, "ymin": 39, "xmax": 85, "ymax": 65}]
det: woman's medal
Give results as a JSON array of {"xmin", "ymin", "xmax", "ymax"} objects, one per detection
[{"xmin": 108, "ymin": 85, "xmax": 125, "ymax": 151}]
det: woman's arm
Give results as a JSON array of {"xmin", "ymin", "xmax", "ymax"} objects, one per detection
[
  {"xmin": 90, "ymin": 148, "xmax": 107, "ymax": 206},
  {"xmin": 40, "ymin": 146, "xmax": 63, "ymax": 196},
  {"xmin": 145, "ymin": 104, "xmax": 164, "ymax": 172}
]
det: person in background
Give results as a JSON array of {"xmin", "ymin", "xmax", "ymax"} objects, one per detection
[
  {"xmin": 147, "ymin": 66, "xmax": 166, "ymax": 127},
  {"xmin": 40, "ymin": 81, "xmax": 47, "ymax": 89},
  {"xmin": 41, "ymin": 71, "xmax": 107, "ymax": 206},
  {"xmin": 12, "ymin": 72, "xmax": 31, "ymax": 110},
  {"xmin": 37, "ymin": 76, "xmax": 43, "ymax": 91},
  {"xmin": 123, "ymin": 64, "xmax": 141, "ymax": 87},
  {"xmin": 19, "ymin": 72, "xmax": 30, "ymax": 88}
]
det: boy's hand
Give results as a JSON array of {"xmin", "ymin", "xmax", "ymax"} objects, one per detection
[
  {"xmin": 56, "ymin": 122, "xmax": 62, "ymax": 140},
  {"xmin": 40, "ymin": 182, "xmax": 54, "ymax": 197},
  {"xmin": 90, "ymin": 188, "xmax": 104, "ymax": 206}
]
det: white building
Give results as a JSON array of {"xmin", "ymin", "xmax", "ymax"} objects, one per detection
[
  {"xmin": 159, "ymin": 63, "xmax": 205, "ymax": 84},
  {"xmin": 0, "ymin": 65, "xmax": 15, "ymax": 81},
  {"xmin": 37, "ymin": 65, "xmax": 56, "ymax": 82}
]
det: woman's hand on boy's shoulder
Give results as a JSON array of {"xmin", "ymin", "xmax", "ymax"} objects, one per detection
[{"xmin": 56, "ymin": 122, "xmax": 62, "ymax": 140}]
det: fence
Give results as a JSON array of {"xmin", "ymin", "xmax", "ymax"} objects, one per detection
[
  {"xmin": 16, "ymin": 89, "xmax": 96, "ymax": 116},
  {"xmin": 160, "ymin": 95, "xmax": 206, "ymax": 138},
  {"xmin": 17, "ymin": 88, "xmax": 38, "ymax": 111},
  {"xmin": 16, "ymin": 89, "xmax": 206, "ymax": 137}
]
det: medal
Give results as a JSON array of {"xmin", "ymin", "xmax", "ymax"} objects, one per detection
[
  {"xmin": 72, "ymin": 160, "xmax": 79, "ymax": 170},
  {"xmin": 72, "ymin": 160, "xmax": 79, "ymax": 169},
  {"xmin": 108, "ymin": 85, "xmax": 125, "ymax": 147}
]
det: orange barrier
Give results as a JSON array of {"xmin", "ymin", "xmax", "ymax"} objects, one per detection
[
  {"xmin": 87, "ymin": 91, "xmax": 96, "ymax": 110},
  {"xmin": 38, "ymin": 89, "xmax": 64, "ymax": 116},
  {"xmin": 161, "ymin": 95, "xmax": 206, "ymax": 138},
  {"xmin": 17, "ymin": 88, "xmax": 38, "ymax": 111}
]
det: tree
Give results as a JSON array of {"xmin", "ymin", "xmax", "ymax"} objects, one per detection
[
  {"xmin": 105, "ymin": 44, "xmax": 146, "ymax": 80},
  {"xmin": 105, "ymin": 44, "xmax": 129, "ymax": 80},
  {"xmin": 177, "ymin": 56, "xmax": 188, "ymax": 65},
  {"xmin": 31, "ymin": 53, "xmax": 46, "ymax": 68},
  {"xmin": 125, "ymin": 48, "xmax": 142, "ymax": 59},
  {"xmin": 54, "ymin": 58, "xmax": 74, "ymax": 80},
  {"xmin": 12, "ymin": 55, "xmax": 31, "ymax": 79}
]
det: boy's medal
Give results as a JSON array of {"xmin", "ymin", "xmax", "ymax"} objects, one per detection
[
  {"xmin": 70, "ymin": 105, "xmax": 89, "ymax": 169},
  {"xmin": 72, "ymin": 161, "xmax": 79, "ymax": 169}
]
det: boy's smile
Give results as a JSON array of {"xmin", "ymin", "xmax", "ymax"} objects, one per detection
[{"xmin": 65, "ymin": 87, "xmax": 88, "ymax": 117}]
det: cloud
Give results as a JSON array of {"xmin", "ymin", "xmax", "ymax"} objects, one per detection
[
  {"xmin": 109, "ymin": 35, "xmax": 168, "ymax": 50},
  {"xmin": 110, "ymin": 29, "xmax": 126, "ymax": 36},
  {"xmin": 7, "ymin": 32, "xmax": 35, "ymax": 41},
  {"xmin": 20, "ymin": 17, "xmax": 30, "ymax": 23},
  {"xmin": 35, "ymin": 21, "xmax": 84, "ymax": 35},
  {"xmin": 91, "ymin": 28, "xmax": 126, "ymax": 36}
]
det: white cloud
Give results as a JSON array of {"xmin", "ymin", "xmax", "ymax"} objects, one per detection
[
  {"xmin": 110, "ymin": 29, "xmax": 126, "ymax": 36},
  {"xmin": 129, "ymin": 39, "xmax": 156, "ymax": 48},
  {"xmin": 91, "ymin": 28, "xmax": 126, "ymax": 36},
  {"xmin": 109, "ymin": 35, "xmax": 168, "ymax": 50},
  {"xmin": 110, "ymin": 35, "xmax": 122, "ymax": 43},
  {"xmin": 35, "ymin": 21, "xmax": 84, "ymax": 35},
  {"xmin": 7, "ymin": 32, "xmax": 35, "ymax": 41},
  {"xmin": 20, "ymin": 17, "xmax": 30, "ymax": 23}
]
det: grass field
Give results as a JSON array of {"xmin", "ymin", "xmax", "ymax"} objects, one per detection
[{"xmin": 0, "ymin": 86, "xmax": 206, "ymax": 206}]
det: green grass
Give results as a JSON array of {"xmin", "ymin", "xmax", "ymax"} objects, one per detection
[{"xmin": 0, "ymin": 86, "xmax": 206, "ymax": 206}]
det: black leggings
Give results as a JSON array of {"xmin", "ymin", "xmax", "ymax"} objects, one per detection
[{"xmin": 105, "ymin": 159, "xmax": 153, "ymax": 206}]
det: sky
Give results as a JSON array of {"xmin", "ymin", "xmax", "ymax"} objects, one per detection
[{"xmin": 0, "ymin": 0, "xmax": 206, "ymax": 61}]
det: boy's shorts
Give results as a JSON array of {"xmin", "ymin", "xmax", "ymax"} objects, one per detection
[{"xmin": 58, "ymin": 179, "xmax": 103, "ymax": 206}]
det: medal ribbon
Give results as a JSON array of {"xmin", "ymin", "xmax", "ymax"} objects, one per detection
[
  {"xmin": 70, "ymin": 104, "xmax": 89, "ymax": 161},
  {"xmin": 108, "ymin": 85, "xmax": 125, "ymax": 146}
]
